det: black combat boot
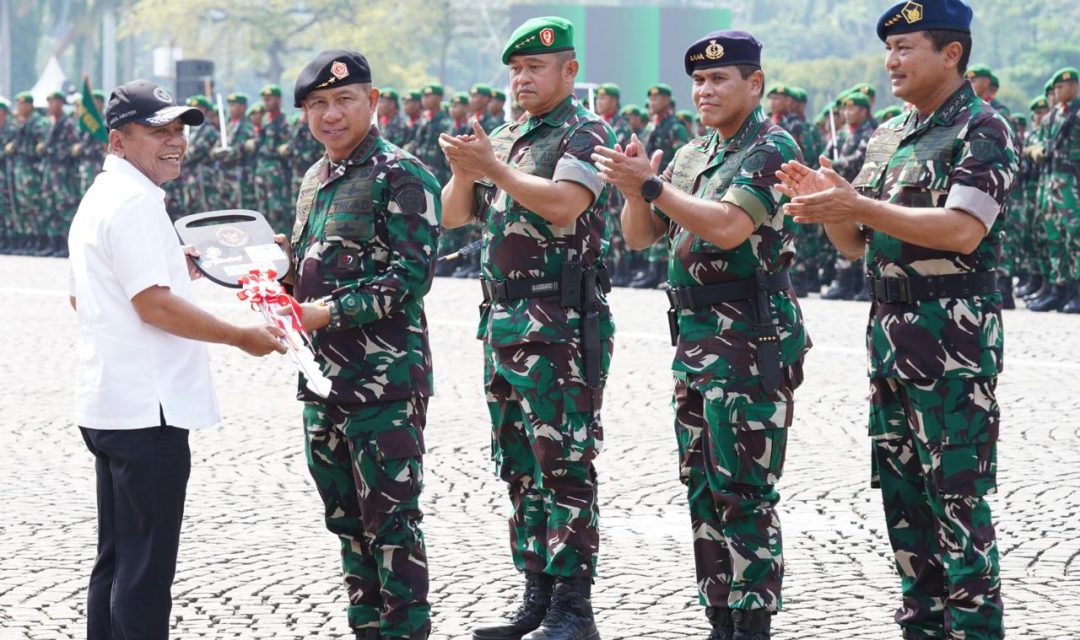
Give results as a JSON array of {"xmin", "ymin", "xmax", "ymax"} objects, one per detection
[
  {"xmin": 629, "ymin": 261, "xmax": 663, "ymax": 289},
  {"xmin": 1023, "ymin": 277, "xmax": 1050, "ymax": 302},
  {"xmin": 851, "ymin": 266, "xmax": 869, "ymax": 302},
  {"xmin": 1060, "ymin": 282, "xmax": 1080, "ymax": 314},
  {"xmin": 50, "ymin": 236, "xmax": 68, "ymax": 258},
  {"xmin": 472, "ymin": 572, "xmax": 554, "ymax": 640},
  {"xmin": 354, "ymin": 628, "xmax": 380, "ymax": 640},
  {"xmin": 731, "ymin": 608, "xmax": 772, "ymax": 640},
  {"xmin": 705, "ymin": 606, "xmax": 734, "ymax": 640},
  {"xmin": 1016, "ymin": 273, "xmax": 1042, "ymax": 298},
  {"xmin": 521, "ymin": 577, "xmax": 599, "ymax": 640},
  {"xmin": 1029, "ymin": 282, "xmax": 1067, "ymax": 312},
  {"xmin": 32, "ymin": 234, "xmax": 52, "ymax": 256},
  {"xmin": 820, "ymin": 265, "xmax": 854, "ymax": 300},
  {"xmin": 999, "ymin": 271, "xmax": 1015, "ymax": 310}
]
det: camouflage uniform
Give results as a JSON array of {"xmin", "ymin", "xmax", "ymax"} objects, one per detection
[
  {"xmin": 11, "ymin": 109, "xmax": 49, "ymax": 245},
  {"xmin": 1043, "ymin": 97, "xmax": 1080, "ymax": 287},
  {"xmin": 289, "ymin": 117, "xmax": 323, "ymax": 197},
  {"xmin": 659, "ymin": 107, "xmax": 810, "ymax": 613},
  {"xmin": 824, "ymin": 118, "xmax": 877, "ymax": 297},
  {"xmin": 214, "ymin": 115, "xmax": 255, "ymax": 209},
  {"xmin": 41, "ymin": 114, "xmax": 81, "ymax": 242},
  {"xmin": 1019, "ymin": 123, "xmax": 1047, "ymax": 279},
  {"xmin": 290, "ymin": 127, "xmax": 441, "ymax": 639},
  {"xmin": 254, "ymin": 111, "xmax": 293, "ymax": 232},
  {"xmin": 0, "ymin": 115, "xmax": 14, "ymax": 247},
  {"xmin": 601, "ymin": 111, "xmax": 633, "ymax": 281},
  {"xmin": 639, "ymin": 112, "xmax": 689, "ymax": 277},
  {"xmin": 180, "ymin": 119, "xmax": 221, "ymax": 214},
  {"xmin": 407, "ymin": 108, "xmax": 452, "ymax": 185},
  {"xmin": 778, "ymin": 111, "xmax": 823, "ymax": 292},
  {"xmin": 75, "ymin": 127, "xmax": 106, "ymax": 196},
  {"xmin": 472, "ymin": 110, "xmax": 502, "ymax": 135},
  {"xmin": 850, "ymin": 82, "xmax": 1015, "ymax": 640},
  {"xmin": 380, "ymin": 112, "xmax": 410, "ymax": 147},
  {"xmin": 470, "ymin": 95, "xmax": 615, "ymax": 579}
]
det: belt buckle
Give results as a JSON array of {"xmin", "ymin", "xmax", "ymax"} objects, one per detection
[{"xmin": 886, "ymin": 277, "xmax": 912, "ymax": 304}]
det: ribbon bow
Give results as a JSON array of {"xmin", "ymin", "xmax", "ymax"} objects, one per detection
[{"xmin": 237, "ymin": 269, "xmax": 305, "ymax": 334}]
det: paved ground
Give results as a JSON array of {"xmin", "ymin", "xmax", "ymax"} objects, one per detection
[{"xmin": 1, "ymin": 254, "xmax": 1078, "ymax": 640}]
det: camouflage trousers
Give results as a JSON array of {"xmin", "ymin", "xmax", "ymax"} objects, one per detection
[
  {"xmin": 255, "ymin": 164, "xmax": 293, "ymax": 235},
  {"xmin": 603, "ymin": 203, "xmax": 626, "ymax": 274},
  {"xmin": 673, "ymin": 366, "xmax": 799, "ymax": 612},
  {"xmin": 485, "ymin": 340, "xmax": 611, "ymax": 579},
  {"xmin": 304, "ymin": 398, "xmax": 430, "ymax": 639},
  {"xmin": 869, "ymin": 377, "xmax": 1003, "ymax": 640}
]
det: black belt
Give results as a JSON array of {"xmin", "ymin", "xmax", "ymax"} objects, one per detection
[
  {"xmin": 665, "ymin": 270, "xmax": 792, "ymax": 310},
  {"xmin": 480, "ymin": 265, "xmax": 611, "ymax": 305},
  {"xmin": 867, "ymin": 272, "xmax": 998, "ymax": 304}
]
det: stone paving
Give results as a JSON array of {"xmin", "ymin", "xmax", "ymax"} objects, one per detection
[{"xmin": 1, "ymin": 254, "xmax": 1078, "ymax": 640}]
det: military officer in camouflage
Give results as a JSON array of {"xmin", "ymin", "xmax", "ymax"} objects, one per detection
[
  {"xmin": 0, "ymin": 99, "xmax": 14, "ymax": 252},
  {"xmin": 211, "ymin": 93, "xmax": 255, "ymax": 209},
  {"xmin": 440, "ymin": 16, "xmax": 614, "ymax": 640},
  {"xmin": 408, "ymin": 84, "xmax": 453, "ymax": 186},
  {"xmin": 42, "ymin": 90, "xmax": 80, "ymax": 256},
  {"xmin": 469, "ymin": 84, "xmax": 503, "ymax": 134},
  {"xmin": 777, "ymin": 2, "xmax": 1014, "ymax": 637},
  {"xmin": 598, "ymin": 30, "xmax": 809, "ymax": 640},
  {"xmin": 379, "ymin": 88, "xmax": 410, "ymax": 147},
  {"xmin": 10, "ymin": 92, "xmax": 49, "ymax": 254},
  {"xmin": 251, "ymin": 84, "xmax": 292, "ymax": 232},
  {"xmin": 74, "ymin": 90, "xmax": 107, "ymax": 198},
  {"xmin": 285, "ymin": 49, "xmax": 442, "ymax": 640},
  {"xmin": 180, "ymin": 95, "xmax": 221, "ymax": 214},
  {"xmin": 622, "ymin": 104, "xmax": 646, "ymax": 137},
  {"xmin": 449, "ymin": 92, "xmax": 471, "ymax": 136},
  {"xmin": 287, "ymin": 109, "xmax": 323, "ymax": 195},
  {"xmin": 402, "ymin": 90, "xmax": 423, "ymax": 144},
  {"xmin": 593, "ymin": 83, "xmax": 633, "ymax": 285},
  {"xmin": 489, "ymin": 89, "xmax": 507, "ymax": 123}
]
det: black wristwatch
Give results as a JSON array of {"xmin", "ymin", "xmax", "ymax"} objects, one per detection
[{"xmin": 640, "ymin": 176, "xmax": 664, "ymax": 203}]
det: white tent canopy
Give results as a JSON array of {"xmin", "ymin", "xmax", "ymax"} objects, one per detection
[{"xmin": 30, "ymin": 56, "xmax": 67, "ymax": 107}]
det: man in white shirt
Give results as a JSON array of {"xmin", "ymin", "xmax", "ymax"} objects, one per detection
[{"xmin": 67, "ymin": 79, "xmax": 285, "ymax": 640}]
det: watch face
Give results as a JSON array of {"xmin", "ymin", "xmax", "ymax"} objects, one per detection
[{"xmin": 642, "ymin": 177, "xmax": 663, "ymax": 201}]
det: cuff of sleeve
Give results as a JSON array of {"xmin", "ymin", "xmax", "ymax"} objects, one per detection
[
  {"xmin": 553, "ymin": 156, "xmax": 604, "ymax": 201},
  {"xmin": 945, "ymin": 185, "xmax": 1000, "ymax": 231},
  {"xmin": 122, "ymin": 272, "xmax": 171, "ymax": 300},
  {"xmin": 720, "ymin": 187, "xmax": 769, "ymax": 227}
]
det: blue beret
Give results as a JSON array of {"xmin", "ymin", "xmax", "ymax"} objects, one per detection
[
  {"xmin": 294, "ymin": 49, "xmax": 372, "ymax": 108},
  {"xmin": 876, "ymin": 0, "xmax": 972, "ymax": 42},
  {"xmin": 684, "ymin": 30, "xmax": 762, "ymax": 76}
]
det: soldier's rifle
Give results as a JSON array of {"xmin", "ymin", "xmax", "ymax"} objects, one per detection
[{"xmin": 436, "ymin": 238, "xmax": 484, "ymax": 262}]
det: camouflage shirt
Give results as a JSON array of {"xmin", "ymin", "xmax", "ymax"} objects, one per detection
[
  {"xmin": 220, "ymin": 117, "xmax": 255, "ymax": 168},
  {"xmin": 289, "ymin": 119, "xmax": 323, "ymax": 184},
  {"xmin": 255, "ymin": 112, "xmax": 291, "ymax": 170},
  {"xmin": 644, "ymin": 111, "xmax": 689, "ymax": 173},
  {"xmin": 13, "ymin": 112, "xmax": 49, "ymax": 163},
  {"xmin": 409, "ymin": 109, "xmax": 452, "ymax": 184},
  {"xmin": 472, "ymin": 95, "xmax": 616, "ymax": 347},
  {"xmin": 380, "ymin": 112, "xmax": 410, "ymax": 147},
  {"xmin": 852, "ymin": 82, "xmax": 1017, "ymax": 380},
  {"xmin": 44, "ymin": 115, "xmax": 81, "ymax": 206},
  {"xmin": 779, "ymin": 112, "xmax": 812, "ymax": 165},
  {"xmin": 833, "ymin": 119, "xmax": 875, "ymax": 182},
  {"xmin": 472, "ymin": 111, "xmax": 502, "ymax": 135},
  {"xmin": 291, "ymin": 127, "xmax": 442, "ymax": 404},
  {"xmin": 1045, "ymin": 97, "xmax": 1080, "ymax": 181},
  {"xmin": 659, "ymin": 107, "xmax": 811, "ymax": 380},
  {"xmin": 603, "ymin": 112, "xmax": 633, "ymax": 148}
]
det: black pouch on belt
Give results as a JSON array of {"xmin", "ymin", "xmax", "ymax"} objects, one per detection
[{"xmin": 752, "ymin": 269, "xmax": 782, "ymax": 393}]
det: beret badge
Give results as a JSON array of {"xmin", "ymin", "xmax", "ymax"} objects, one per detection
[
  {"xmin": 705, "ymin": 40, "xmax": 725, "ymax": 61},
  {"xmin": 330, "ymin": 61, "xmax": 349, "ymax": 80}
]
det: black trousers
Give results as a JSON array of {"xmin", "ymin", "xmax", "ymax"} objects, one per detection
[{"xmin": 80, "ymin": 421, "xmax": 191, "ymax": 640}]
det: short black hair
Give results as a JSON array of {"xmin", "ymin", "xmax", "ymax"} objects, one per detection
[
  {"xmin": 925, "ymin": 29, "xmax": 971, "ymax": 76},
  {"xmin": 735, "ymin": 64, "xmax": 764, "ymax": 98}
]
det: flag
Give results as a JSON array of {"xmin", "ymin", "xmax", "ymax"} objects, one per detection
[{"xmin": 79, "ymin": 77, "xmax": 107, "ymax": 144}]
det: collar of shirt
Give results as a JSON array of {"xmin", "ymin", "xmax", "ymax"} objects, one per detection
[
  {"xmin": 320, "ymin": 127, "xmax": 381, "ymax": 186},
  {"xmin": 903, "ymin": 82, "xmax": 973, "ymax": 139},
  {"xmin": 527, "ymin": 94, "xmax": 578, "ymax": 128},
  {"xmin": 102, "ymin": 154, "xmax": 167, "ymax": 199}
]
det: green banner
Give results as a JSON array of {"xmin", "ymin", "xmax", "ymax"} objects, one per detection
[{"xmin": 79, "ymin": 78, "xmax": 108, "ymax": 144}]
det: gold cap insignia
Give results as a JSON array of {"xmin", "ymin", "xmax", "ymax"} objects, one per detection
[
  {"xmin": 330, "ymin": 61, "xmax": 349, "ymax": 80},
  {"xmin": 1065, "ymin": 72, "xmax": 1074, "ymax": 80},
  {"xmin": 846, "ymin": 99, "xmax": 854, "ymax": 107},
  {"xmin": 902, "ymin": 1, "xmax": 924, "ymax": 24},
  {"xmin": 705, "ymin": 40, "xmax": 725, "ymax": 61},
  {"xmin": 540, "ymin": 28, "xmax": 555, "ymax": 47}
]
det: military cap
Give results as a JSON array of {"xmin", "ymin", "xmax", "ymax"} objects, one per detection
[
  {"xmin": 676, "ymin": 109, "xmax": 696, "ymax": 123},
  {"xmin": 989, "ymin": 73, "xmax": 1000, "ymax": 89},
  {"xmin": 876, "ymin": 0, "xmax": 973, "ymax": 42},
  {"xmin": 260, "ymin": 83, "xmax": 283, "ymax": 97},
  {"xmin": 965, "ymin": 64, "xmax": 993, "ymax": 81},
  {"xmin": 91, "ymin": 89, "xmax": 106, "ymax": 100},
  {"xmin": 227, "ymin": 92, "xmax": 249, "ymax": 105},
  {"xmin": 767, "ymin": 83, "xmax": 796, "ymax": 98},
  {"xmin": 47, "ymin": 90, "xmax": 65, "ymax": 101},
  {"xmin": 1051, "ymin": 67, "xmax": 1080, "ymax": 85},
  {"xmin": 406, "ymin": 89, "xmax": 423, "ymax": 102},
  {"xmin": 596, "ymin": 83, "xmax": 620, "ymax": 99},
  {"xmin": 187, "ymin": 95, "xmax": 214, "ymax": 110},
  {"xmin": 450, "ymin": 91, "xmax": 469, "ymax": 106},
  {"xmin": 647, "ymin": 83, "xmax": 673, "ymax": 98},
  {"xmin": 493, "ymin": 89, "xmax": 507, "ymax": 101},
  {"xmin": 470, "ymin": 83, "xmax": 493, "ymax": 97},
  {"xmin": 501, "ymin": 16, "xmax": 575, "ymax": 65},
  {"xmin": 422, "ymin": 84, "xmax": 444, "ymax": 97},
  {"xmin": 850, "ymin": 83, "xmax": 876, "ymax": 99},
  {"xmin": 14, "ymin": 91, "xmax": 33, "ymax": 104},
  {"xmin": 293, "ymin": 50, "xmax": 372, "ymax": 107},
  {"xmin": 684, "ymin": 29, "xmax": 762, "ymax": 75},
  {"xmin": 621, "ymin": 104, "xmax": 645, "ymax": 119},
  {"xmin": 1011, "ymin": 114, "xmax": 1027, "ymax": 128},
  {"xmin": 1029, "ymin": 96, "xmax": 1048, "ymax": 112},
  {"xmin": 790, "ymin": 87, "xmax": 808, "ymax": 103},
  {"xmin": 841, "ymin": 92, "xmax": 872, "ymax": 109},
  {"xmin": 0, "ymin": 98, "xmax": 9, "ymax": 112},
  {"xmin": 875, "ymin": 105, "xmax": 904, "ymax": 121},
  {"xmin": 1044, "ymin": 79, "xmax": 1055, "ymax": 96},
  {"xmin": 814, "ymin": 106, "xmax": 831, "ymax": 124},
  {"xmin": 247, "ymin": 101, "xmax": 265, "ymax": 116}
]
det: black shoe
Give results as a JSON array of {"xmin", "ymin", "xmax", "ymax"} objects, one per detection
[
  {"xmin": 32, "ymin": 235, "xmax": 52, "ymax": 257},
  {"xmin": 354, "ymin": 629, "xmax": 380, "ymax": 640},
  {"xmin": 1016, "ymin": 274, "xmax": 1043, "ymax": 298},
  {"xmin": 732, "ymin": 609, "xmax": 771, "ymax": 640},
  {"xmin": 521, "ymin": 578, "xmax": 599, "ymax": 640},
  {"xmin": 1060, "ymin": 282, "xmax": 1080, "ymax": 314},
  {"xmin": 999, "ymin": 272, "xmax": 1015, "ymax": 310},
  {"xmin": 820, "ymin": 267, "xmax": 854, "ymax": 300},
  {"xmin": 1029, "ymin": 284, "xmax": 1067, "ymax": 312},
  {"xmin": 629, "ymin": 263, "xmax": 662, "ymax": 289},
  {"xmin": 51, "ymin": 236, "xmax": 69, "ymax": 258},
  {"xmin": 434, "ymin": 259, "xmax": 455, "ymax": 277},
  {"xmin": 1023, "ymin": 279, "xmax": 1049, "ymax": 301},
  {"xmin": 706, "ymin": 606, "xmax": 734, "ymax": 640},
  {"xmin": 473, "ymin": 572, "xmax": 554, "ymax": 640}
]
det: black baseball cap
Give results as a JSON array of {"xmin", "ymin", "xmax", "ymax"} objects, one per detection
[{"xmin": 105, "ymin": 79, "xmax": 205, "ymax": 130}]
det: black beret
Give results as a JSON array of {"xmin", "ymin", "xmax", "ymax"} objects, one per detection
[
  {"xmin": 876, "ymin": 0, "xmax": 973, "ymax": 42},
  {"xmin": 684, "ymin": 30, "xmax": 762, "ymax": 76},
  {"xmin": 294, "ymin": 49, "xmax": 372, "ymax": 108}
]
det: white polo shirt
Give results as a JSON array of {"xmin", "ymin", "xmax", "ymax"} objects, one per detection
[{"xmin": 68, "ymin": 154, "xmax": 220, "ymax": 430}]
